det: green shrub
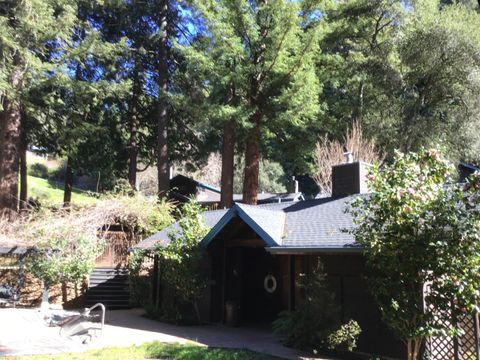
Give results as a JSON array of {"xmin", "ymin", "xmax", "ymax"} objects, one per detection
[
  {"xmin": 326, "ymin": 320, "xmax": 362, "ymax": 352},
  {"xmin": 28, "ymin": 162, "xmax": 49, "ymax": 179},
  {"xmin": 153, "ymin": 200, "xmax": 210, "ymax": 324},
  {"xmin": 128, "ymin": 249, "xmax": 152, "ymax": 307},
  {"xmin": 273, "ymin": 260, "xmax": 340, "ymax": 350}
]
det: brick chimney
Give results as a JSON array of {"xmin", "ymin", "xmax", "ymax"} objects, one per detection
[{"xmin": 331, "ymin": 161, "xmax": 371, "ymax": 197}]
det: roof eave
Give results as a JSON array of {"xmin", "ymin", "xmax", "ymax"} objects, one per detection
[
  {"xmin": 200, "ymin": 204, "xmax": 280, "ymax": 248},
  {"xmin": 265, "ymin": 246, "xmax": 363, "ymax": 255}
]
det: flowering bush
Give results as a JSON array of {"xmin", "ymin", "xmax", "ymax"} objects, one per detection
[
  {"xmin": 349, "ymin": 149, "xmax": 480, "ymax": 360},
  {"xmin": 326, "ymin": 320, "xmax": 362, "ymax": 352}
]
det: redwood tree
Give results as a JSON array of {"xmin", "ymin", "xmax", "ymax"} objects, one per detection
[
  {"xmin": 185, "ymin": 0, "xmax": 324, "ymax": 204},
  {"xmin": 0, "ymin": 63, "xmax": 22, "ymax": 219},
  {"xmin": 156, "ymin": 0, "xmax": 170, "ymax": 198},
  {"xmin": 220, "ymin": 120, "xmax": 235, "ymax": 208},
  {"xmin": 0, "ymin": 1, "xmax": 76, "ymax": 218}
]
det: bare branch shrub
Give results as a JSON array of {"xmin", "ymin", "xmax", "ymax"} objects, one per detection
[
  {"xmin": 0, "ymin": 194, "xmax": 173, "ymax": 296},
  {"xmin": 177, "ymin": 152, "xmax": 222, "ymax": 188},
  {"xmin": 0, "ymin": 194, "xmax": 173, "ymax": 250},
  {"xmin": 193, "ymin": 152, "xmax": 222, "ymax": 188},
  {"xmin": 314, "ymin": 121, "xmax": 383, "ymax": 195}
]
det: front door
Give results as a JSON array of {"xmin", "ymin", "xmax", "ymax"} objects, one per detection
[{"xmin": 225, "ymin": 247, "xmax": 286, "ymax": 325}]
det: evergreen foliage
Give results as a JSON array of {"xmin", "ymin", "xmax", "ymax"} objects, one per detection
[
  {"xmin": 1, "ymin": 0, "xmax": 480, "ymax": 210},
  {"xmin": 349, "ymin": 149, "xmax": 480, "ymax": 360},
  {"xmin": 182, "ymin": 0, "xmax": 324, "ymax": 203}
]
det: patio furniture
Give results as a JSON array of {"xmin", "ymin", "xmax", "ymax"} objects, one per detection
[
  {"xmin": 60, "ymin": 303, "xmax": 106, "ymax": 343},
  {"xmin": 0, "ymin": 284, "xmax": 19, "ymax": 308}
]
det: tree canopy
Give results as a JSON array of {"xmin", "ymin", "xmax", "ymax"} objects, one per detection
[{"xmin": 1, "ymin": 0, "xmax": 480, "ymax": 214}]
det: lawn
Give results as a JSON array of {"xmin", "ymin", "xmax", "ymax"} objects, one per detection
[
  {"xmin": 28, "ymin": 176, "xmax": 98, "ymax": 207},
  {"xmin": 11, "ymin": 342, "xmax": 279, "ymax": 360}
]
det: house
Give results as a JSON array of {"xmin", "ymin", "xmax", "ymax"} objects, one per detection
[
  {"xmin": 135, "ymin": 161, "xmax": 404, "ymax": 358},
  {"xmin": 169, "ymin": 174, "xmax": 304, "ymax": 208}
]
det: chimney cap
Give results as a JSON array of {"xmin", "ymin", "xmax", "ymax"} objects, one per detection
[{"xmin": 343, "ymin": 151, "xmax": 353, "ymax": 163}]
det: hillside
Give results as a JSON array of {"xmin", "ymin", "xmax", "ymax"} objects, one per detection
[{"xmin": 28, "ymin": 176, "xmax": 98, "ymax": 207}]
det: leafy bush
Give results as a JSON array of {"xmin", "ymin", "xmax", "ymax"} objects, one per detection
[
  {"xmin": 28, "ymin": 162, "xmax": 49, "ymax": 179},
  {"xmin": 100, "ymin": 194, "xmax": 174, "ymax": 236},
  {"xmin": 26, "ymin": 231, "xmax": 104, "ymax": 287},
  {"xmin": 273, "ymin": 260, "xmax": 340, "ymax": 350},
  {"xmin": 326, "ymin": 320, "xmax": 362, "ymax": 352},
  {"xmin": 153, "ymin": 200, "xmax": 209, "ymax": 324},
  {"xmin": 128, "ymin": 249, "xmax": 152, "ymax": 307},
  {"xmin": 349, "ymin": 149, "xmax": 480, "ymax": 360},
  {"xmin": 48, "ymin": 159, "xmax": 67, "ymax": 182}
]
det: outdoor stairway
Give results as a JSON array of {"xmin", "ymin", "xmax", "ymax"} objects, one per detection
[{"xmin": 86, "ymin": 267, "xmax": 131, "ymax": 309}]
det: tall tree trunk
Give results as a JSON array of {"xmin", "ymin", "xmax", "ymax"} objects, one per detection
[
  {"xmin": 356, "ymin": 82, "xmax": 364, "ymax": 124},
  {"xmin": 0, "ymin": 101, "xmax": 5, "ymax": 177},
  {"xmin": 220, "ymin": 120, "xmax": 235, "ymax": 208},
  {"xmin": 128, "ymin": 67, "xmax": 140, "ymax": 190},
  {"xmin": 156, "ymin": 0, "xmax": 170, "ymax": 198},
  {"xmin": 242, "ymin": 36, "xmax": 265, "ymax": 205},
  {"xmin": 63, "ymin": 156, "xmax": 74, "ymax": 207},
  {"xmin": 242, "ymin": 119, "xmax": 261, "ymax": 205},
  {"xmin": 0, "ymin": 67, "xmax": 23, "ymax": 220},
  {"xmin": 19, "ymin": 119, "xmax": 28, "ymax": 211},
  {"xmin": 61, "ymin": 282, "xmax": 68, "ymax": 304},
  {"xmin": 406, "ymin": 338, "xmax": 422, "ymax": 360},
  {"xmin": 41, "ymin": 281, "xmax": 50, "ymax": 313},
  {"xmin": 62, "ymin": 62, "xmax": 82, "ymax": 208}
]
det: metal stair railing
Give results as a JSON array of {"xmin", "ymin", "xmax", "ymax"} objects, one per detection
[{"xmin": 59, "ymin": 303, "xmax": 106, "ymax": 339}]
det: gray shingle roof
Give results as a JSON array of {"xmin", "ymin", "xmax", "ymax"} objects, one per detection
[
  {"xmin": 235, "ymin": 203, "xmax": 286, "ymax": 245},
  {"xmin": 197, "ymin": 191, "xmax": 304, "ymax": 204},
  {"xmin": 134, "ymin": 209, "xmax": 228, "ymax": 250},
  {"xmin": 281, "ymin": 196, "xmax": 355, "ymax": 248},
  {"xmin": 134, "ymin": 195, "xmax": 359, "ymax": 251}
]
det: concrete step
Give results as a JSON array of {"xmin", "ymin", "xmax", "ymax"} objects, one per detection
[
  {"xmin": 90, "ymin": 268, "xmax": 129, "ymax": 274},
  {"xmin": 89, "ymin": 274, "xmax": 129, "ymax": 281},
  {"xmin": 89, "ymin": 281, "xmax": 129, "ymax": 288},
  {"xmin": 86, "ymin": 267, "xmax": 131, "ymax": 309},
  {"xmin": 85, "ymin": 298, "xmax": 131, "ymax": 309},
  {"xmin": 87, "ymin": 287, "xmax": 129, "ymax": 294}
]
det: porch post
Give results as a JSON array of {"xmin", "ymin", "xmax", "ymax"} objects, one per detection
[
  {"xmin": 155, "ymin": 256, "xmax": 162, "ymax": 309},
  {"xmin": 152, "ymin": 255, "xmax": 158, "ymax": 307},
  {"xmin": 289, "ymin": 255, "xmax": 295, "ymax": 311},
  {"xmin": 221, "ymin": 241, "xmax": 227, "ymax": 323}
]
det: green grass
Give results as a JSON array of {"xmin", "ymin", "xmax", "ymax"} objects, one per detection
[
  {"xmin": 28, "ymin": 176, "xmax": 98, "ymax": 207},
  {"xmin": 10, "ymin": 342, "xmax": 279, "ymax": 360}
]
